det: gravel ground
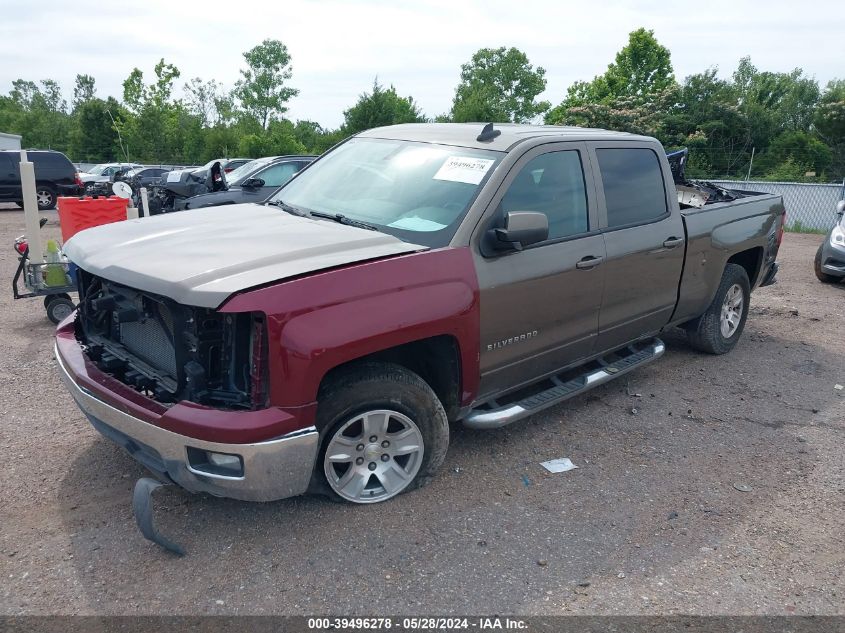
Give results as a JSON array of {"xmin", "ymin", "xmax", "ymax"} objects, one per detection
[{"xmin": 0, "ymin": 205, "xmax": 843, "ymax": 616}]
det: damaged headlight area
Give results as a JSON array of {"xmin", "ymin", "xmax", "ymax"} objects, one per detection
[
  {"xmin": 831, "ymin": 223, "xmax": 845, "ymax": 247},
  {"xmin": 74, "ymin": 270, "xmax": 268, "ymax": 409}
]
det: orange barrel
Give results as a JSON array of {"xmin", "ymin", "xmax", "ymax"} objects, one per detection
[{"xmin": 56, "ymin": 196, "xmax": 130, "ymax": 242}]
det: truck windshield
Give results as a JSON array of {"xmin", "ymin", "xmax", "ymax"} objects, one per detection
[{"xmin": 268, "ymin": 138, "xmax": 502, "ymax": 247}]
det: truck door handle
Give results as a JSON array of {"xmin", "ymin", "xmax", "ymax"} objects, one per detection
[
  {"xmin": 576, "ymin": 255, "xmax": 604, "ymax": 270},
  {"xmin": 662, "ymin": 237, "xmax": 684, "ymax": 248}
]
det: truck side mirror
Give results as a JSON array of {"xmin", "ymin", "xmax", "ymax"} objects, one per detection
[
  {"xmin": 491, "ymin": 211, "xmax": 549, "ymax": 251},
  {"xmin": 836, "ymin": 200, "xmax": 845, "ymax": 216}
]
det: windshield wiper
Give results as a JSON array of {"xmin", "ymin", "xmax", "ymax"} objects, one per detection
[
  {"xmin": 308, "ymin": 211, "xmax": 380, "ymax": 232},
  {"xmin": 267, "ymin": 199, "xmax": 308, "ymax": 217}
]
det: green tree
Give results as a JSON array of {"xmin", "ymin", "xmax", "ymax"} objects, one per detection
[
  {"xmin": 69, "ymin": 97, "xmax": 123, "ymax": 163},
  {"xmin": 814, "ymin": 79, "xmax": 845, "ymax": 179},
  {"xmin": 732, "ymin": 57, "xmax": 820, "ymax": 145},
  {"xmin": 549, "ymin": 28, "xmax": 673, "ymax": 117},
  {"xmin": 234, "ymin": 39, "xmax": 299, "ymax": 129},
  {"xmin": 184, "ymin": 77, "xmax": 221, "ymax": 126},
  {"xmin": 451, "ymin": 47, "xmax": 549, "ymax": 123},
  {"xmin": 342, "ymin": 79, "xmax": 426, "ymax": 135},
  {"xmin": 5, "ymin": 79, "xmax": 70, "ymax": 151},
  {"xmin": 663, "ymin": 68, "xmax": 752, "ymax": 177},
  {"xmin": 292, "ymin": 120, "xmax": 345, "ymax": 154},
  {"xmin": 72, "ymin": 74, "xmax": 96, "ymax": 111},
  {"xmin": 118, "ymin": 60, "xmax": 189, "ymax": 163},
  {"xmin": 754, "ymin": 130, "xmax": 832, "ymax": 178}
]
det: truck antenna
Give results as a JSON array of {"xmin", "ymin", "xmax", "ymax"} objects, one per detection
[{"xmin": 476, "ymin": 122, "xmax": 501, "ymax": 142}]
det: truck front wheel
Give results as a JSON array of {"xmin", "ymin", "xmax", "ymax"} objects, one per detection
[
  {"xmin": 315, "ymin": 363, "xmax": 449, "ymax": 504},
  {"xmin": 685, "ymin": 263, "xmax": 751, "ymax": 355}
]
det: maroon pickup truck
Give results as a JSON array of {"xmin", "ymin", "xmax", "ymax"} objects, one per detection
[{"xmin": 57, "ymin": 123, "xmax": 785, "ymax": 506}]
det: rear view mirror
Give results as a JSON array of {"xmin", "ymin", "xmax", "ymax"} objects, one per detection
[
  {"xmin": 491, "ymin": 211, "xmax": 549, "ymax": 251},
  {"xmin": 837, "ymin": 200, "xmax": 845, "ymax": 216}
]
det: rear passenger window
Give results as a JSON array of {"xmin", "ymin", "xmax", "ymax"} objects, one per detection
[
  {"xmin": 501, "ymin": 151, "xmax": 588, "ymax": 241},
  {"xmin": 596, "ymin": 148, "xmax": 667, "ymax": 228}
]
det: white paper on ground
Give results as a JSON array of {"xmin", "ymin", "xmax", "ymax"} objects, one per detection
[{"xmin": 540, "ymin": 457, "xmax": 578, "ymax": 473}]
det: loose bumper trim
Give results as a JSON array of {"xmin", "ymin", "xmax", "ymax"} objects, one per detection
[
  {"xmin": 55, "ymin": 342, "xmax": 319, "ymax": 502},
  {"xmin": 760, "ymin": 262, "xmax": 779, "ymax": 287}
]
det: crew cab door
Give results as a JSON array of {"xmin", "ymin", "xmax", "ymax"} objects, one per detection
[
  {"xmin": 588, "ymin": 143, "xmax": 685, "ymax": 352},
  {"xmin": 472, "ymin": 143, "xmax": 606, "ymax": 400}
]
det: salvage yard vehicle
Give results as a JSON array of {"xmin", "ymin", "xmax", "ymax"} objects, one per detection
[
  {"xmin": 78, "ymin": 162, "xmax": 143, "ymax": 193},
  {"xmin": 814, "ymin": 200, "xmax": 845, "ymax": 283},
  {"xmin": 179, "ymin": 155, "xmax": 315, "ymax": 210},
  {"xmin": 0, "ymin": 149, "xmax": 81, "ymax": 210},
  {"xmin": 55, "ymin": 123, "xmax": 785, "ymax": 509}
]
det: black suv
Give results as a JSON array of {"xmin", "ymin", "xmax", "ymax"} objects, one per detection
[{"xmin": 0, "ymin": 150, "xmax": 80, "ymax": 210}]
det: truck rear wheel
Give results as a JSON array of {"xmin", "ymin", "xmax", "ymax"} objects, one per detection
[
  {"xmin": 315, "ymin": 362, "xmax": 449, "ymax": 504},
  {"xmin": 686, "ymin": 264, "xmax": 750, "ymax": 355}
]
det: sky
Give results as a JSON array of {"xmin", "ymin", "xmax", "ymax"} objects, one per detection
[{"xmin": 1, "ymin": 0, "xmax": 843, "ymax": 128}]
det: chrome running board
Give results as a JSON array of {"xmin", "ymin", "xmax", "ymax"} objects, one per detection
[{"xmin": 463, "ymin": 338, "xmax": 665, "ymax": 430}]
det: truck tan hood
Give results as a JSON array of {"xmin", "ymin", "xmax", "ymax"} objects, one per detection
[{"xmin": 64, "ymin": 203, "xmax": 426, "ymax": 308}]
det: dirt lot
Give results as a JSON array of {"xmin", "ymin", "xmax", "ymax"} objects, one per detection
[{"xmin": 0, "ymin": 206, "xmax": 843, "ymax": 616}]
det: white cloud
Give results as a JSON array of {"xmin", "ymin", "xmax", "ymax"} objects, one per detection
[{"xmin": 1, "ymin": 0, "xmax": 841, "ymax": 128}]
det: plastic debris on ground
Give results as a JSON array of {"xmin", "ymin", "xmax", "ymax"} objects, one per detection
[{"xmin": 540, "ymin": 457, "xmax": 579, "ymax": 474}]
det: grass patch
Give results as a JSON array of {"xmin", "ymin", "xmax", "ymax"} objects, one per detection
[{"xmin": 786, "ymin": 220, "xmax": 828, "ymax": 235}]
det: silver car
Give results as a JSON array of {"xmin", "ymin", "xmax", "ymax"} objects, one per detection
[{"xmin": 814, "ymin": 200, "xmax": 845, "ymax": 283}]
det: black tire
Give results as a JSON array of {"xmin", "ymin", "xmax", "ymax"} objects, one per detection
[
  {"xmin": 313, "ymin": 362, "xmax": 449, "ymax": 504},
  {"xmin": 685, "ymin": 264, "xmax": 751, "ymax": 355},
  {"xmin": 814, "ymin": 244, "xmax": 839, "ymax": 283},
  {"xmin": 45, "ymin": 295, "xmax": 75, "ymax": 325},
  {"xmin": 36, "ymin": 185, "xmax": 56, "ymax": 211},
  {"xmin": 44, "ymin": 293, "xmax": 72, "ymax": 309}
]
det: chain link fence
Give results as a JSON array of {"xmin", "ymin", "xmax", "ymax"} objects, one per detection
[{"xmin": 708, "ymin": 179, "xmax": 845, "ymax": 232}]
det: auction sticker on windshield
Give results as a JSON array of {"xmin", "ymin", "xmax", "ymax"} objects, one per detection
[{"xmin": 433, "ymin": 156, "xmax": 495, "ymax": 185}]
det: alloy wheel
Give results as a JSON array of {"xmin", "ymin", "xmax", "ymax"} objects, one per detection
[{"xmin": 323, "ymin": 409, "xmax": 424, "ymax": 503}]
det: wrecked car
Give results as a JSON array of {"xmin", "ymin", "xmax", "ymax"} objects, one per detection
[
  {"xmin": 179, "ymin": 155, "xmax": 315, "ymax": 210},
  {"xmin": 56, "ymin": 123, "xmax": 785, "ymax": 510},
  {"xmin": 814, "ymin": 200, "xmax": 845, "ymax": 283}
]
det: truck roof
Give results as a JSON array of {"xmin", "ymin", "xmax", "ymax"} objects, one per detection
[{"xmin": 357, "ymin": 122, "xmax": 656, "ymax": 151}]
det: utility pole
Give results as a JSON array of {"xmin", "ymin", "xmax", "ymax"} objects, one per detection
[
  {"xmin": 107, "ymin": 109, "xmax": 129, "ymax": 163},
  {"xmin": 745, "ymin": 147, "xmax": 755, "ymax": 182}
]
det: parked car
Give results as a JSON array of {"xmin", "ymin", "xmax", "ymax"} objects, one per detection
[
  {"xmin": 178, "ymin": 155, "xmax": 315, "ymax": 210},
  {"xmin": 79, "ymin": 162, "xmax": 143, "ymax": 192},
  {"xmin": 220, "ymin": 158, "xmax": 251, "ymax": 173},
  {"xmin": 58, "ymin": 123, "xmax": 785, "ymax": 508},
  {"xmin": 119, "ymin": 166, "xmax": 170, "ymax": 188},
  {"xmin": 814, "ymin": 200, "xmax": 845, "ymax": 283},
  {"xmin": 0, "ymin": 149, "xmax": 80, "ymax": 210}
]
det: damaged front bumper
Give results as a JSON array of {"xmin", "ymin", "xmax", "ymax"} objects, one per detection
[{"xmin": 55, "ymin": 325, "xmax": 319, "ymax": 502}]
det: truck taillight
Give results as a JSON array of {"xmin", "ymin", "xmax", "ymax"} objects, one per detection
[
  {"xmin": 74, "ymin": 172, "xmax": 84, "ymax": 188},
  {"xmin": 777, "ymin": 208, "xmax": 786, "ymax": 246},
  {"xmin": 250, "ymin": 314, "xmax": 268, "ymax": 407}
]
